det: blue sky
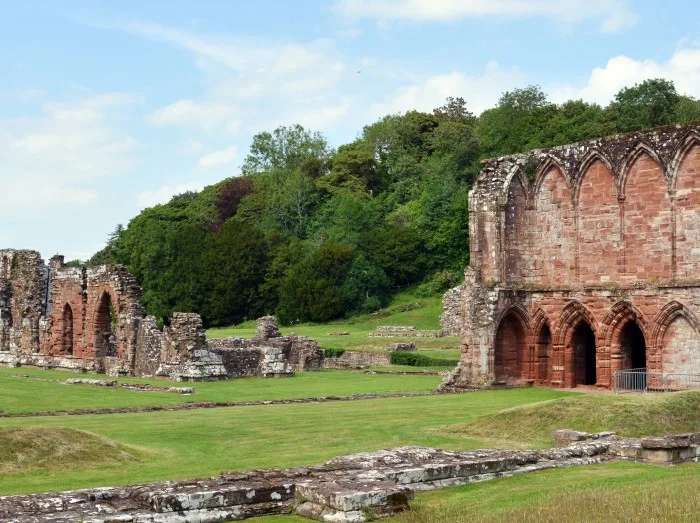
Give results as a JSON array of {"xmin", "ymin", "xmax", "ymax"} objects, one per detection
[{"xmin": 1, "ymin": 0, "xmax": 699, "ymax": 260}]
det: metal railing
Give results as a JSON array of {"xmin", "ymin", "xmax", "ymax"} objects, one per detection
[{"xmin": 613, "ymin": 369, "xmax": 700, "ymax": 394}]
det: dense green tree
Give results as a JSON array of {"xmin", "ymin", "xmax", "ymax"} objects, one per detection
[
  {"xmin": 276, "ymin": 242, "xmax": 355, "ymax": 324},
  {"xmin": 610, "ymin": 79, "xmax": 681, "ymax": 132}
]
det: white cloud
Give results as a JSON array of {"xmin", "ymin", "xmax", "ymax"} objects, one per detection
[
  {"xmin": 335, "ymin": 0, "xmax": 636, "ymax": 32},
  {"xmin": 100, "ymin": 19, "xmax": 349, "ymax": 135},
  {"xmin": 0, "ymin": 92, "xmax": 140, "ymax": 214},
  {"xmin": 145, "ymin": 99, "xmax": 239, "ymax": 133},
  {"xmin": 136, "ymin": 182, "xmax": 204, "ymax": 209},
  {"xmin": 198, "ymin": 146, "xmax": 238, "ymax": 169},
  {"xmin": 369, "ymin": 62, "xmax": 525, "ymax": 118},
  {"xmin": 548, "ymin": 47, "xmax": 700, "ymax": 105}
]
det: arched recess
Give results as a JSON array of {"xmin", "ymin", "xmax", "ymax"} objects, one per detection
[
  {"xmin": 533, "ymin": 163, "xmax": 575, "ymax": 285},
  {"xmin": 503, "ymin": 169, "xmax": 531, "ymax": 284},
  {"xmin": 61, "ymin": 303, "xmax": 74, "ymax": 355},
  {"xmin": 652, "ymin": 301, "xmax": 700, "ymax": 375},
  {"xmin": 493, "ymin": 305, "xmax": 531, "ymax": 383},
  {"xmin": 532, "ymin": 309, "xmax": 553, "ymax": 383},
  {"xmin": 672, "ymin": 135, "xmax": 700, "ymax": 279},
  {"xmin": 555, "ymin": 301, "xmax": 599, "ymax": 387},
  {"xmin": 94, "ymin": 292, "xmax": 118, "ymax": 358},
  {"xmin": 621, "ymin": 146, "xmax": 672, "ymax": 280},
  {"xmin": 576, "ymin": 153, "xmax": 621, "ymax": 284}
]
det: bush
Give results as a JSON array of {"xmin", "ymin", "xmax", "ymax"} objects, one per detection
[
  {"xmin": 389, "ymin": 351, "xmax": 458, "ymax": 367},
  {"xmin": 324, "ymin": 347, "xmax": 346, "ymax": 358}
]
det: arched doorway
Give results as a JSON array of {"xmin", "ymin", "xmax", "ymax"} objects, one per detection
[
  {"xmin": 619, "ymin": 321, "xmax": 646, "ymax": 369},
  {"xmin": 94, "ymin": 293, "xmax": 118, "ymax": 358},
  {"xmin": 535, "ymin": 323, "xmax": 552, "ymax": 383},
  {"xmin": 61, "ymin": 304, "xmax": 74, "ymax": 355},
  {"xmin": 494, "ymin": 312, "xmax": 528, "ymax": 382},
  {"xmin": 573, "ymin": 322, "xmax": 596, "ymax": 385}
]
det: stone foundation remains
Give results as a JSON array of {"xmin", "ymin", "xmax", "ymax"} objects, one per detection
[
  {"xmin": 2, "ymin": 430, "xmax": 697, "ymax": 522},
  {"xmin": 0, "ymin": 251, "xmax": 323, "ymax": 380},
  {"xmin": 443, "ymin": 123, "xmax": 700, "ymax": 390}
]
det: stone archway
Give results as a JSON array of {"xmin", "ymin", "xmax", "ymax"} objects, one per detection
[
  {"xmin": 572, "ymin": 322, "xmax": 596, "ymax": 386},
  {"xmin": 61, "ymin": 304, "xmax": 74, "ymax": 355},
  {"xmin": 494, "ymin": 310, "xmax": 529, "ymax": 383},
  {"xmin": 619, "ymin": 321, "xmax": 646, "ymax": 370},
  {"xmin": 94, "ymin": 292, "xmax": 118, "ymax": 358}
]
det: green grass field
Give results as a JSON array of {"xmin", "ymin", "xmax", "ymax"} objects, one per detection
[
  {"xmin": 207, "ymin": 292, "xmax": 461, "ymax": 356},
  {"xmin": 0, "ymin": 385, "xmax": 697, "ymax": 498},
  {"xmin": 0, "ymin": 367, "xmax": 442, "ymax": 414}
]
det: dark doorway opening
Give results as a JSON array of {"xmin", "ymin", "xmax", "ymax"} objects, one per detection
[
  {"xmin": 62, "ymin": 304, "xmax": 74, "ymax": 355},
  {"xmin": 573, "ymin": 322, "xmax": 596, "ymax": 385},
  {"xmin": 619, "ymin": 321, "xmax": 646, "ymax": 369},
  {"xmin": 94, "ymin": 293, "xmax": 118, "ymax": 358}
]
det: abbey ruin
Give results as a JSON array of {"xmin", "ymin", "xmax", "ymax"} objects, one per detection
[
  {"xmin": 442, "ymin": 122, "xmax": 700, "ymax": 390},
  {"xmin": 0, "ymin": 252, "xmax": 322, "ymax": 379}
]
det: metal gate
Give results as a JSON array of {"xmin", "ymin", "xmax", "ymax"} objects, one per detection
[{"xmin": 613, "ymin": 369, "xmax": 700, "ymax": 394}]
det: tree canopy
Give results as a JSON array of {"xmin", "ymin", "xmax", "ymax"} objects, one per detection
[{"xmin": 90, "ymin": 78, "xmax": 700, "ymax": 327}]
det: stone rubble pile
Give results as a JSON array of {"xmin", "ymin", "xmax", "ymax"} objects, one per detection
[{"xmin": 2, "ymin": 431, "xmax": 697, "ymax": 522}]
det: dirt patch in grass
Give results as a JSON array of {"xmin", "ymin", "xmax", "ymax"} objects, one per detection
[
  {"xmin": 444, "ymin": 390, "xmax": 700, "ymax": 448},
  {"xmin": 0, "ymin": 427, "xmax": 143, "ymax": 473}
]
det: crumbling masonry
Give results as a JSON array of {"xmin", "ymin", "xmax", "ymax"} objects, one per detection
[
  {"xmin": 442, "ymin": 122, "xmax": 700, "ymax": 390},
  {"xmin": 0, "ymin": 253, "xmax": 322, "ymax": 379}
]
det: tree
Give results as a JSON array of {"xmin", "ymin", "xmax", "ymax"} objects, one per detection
[
  {"xmin": 241, "ymin": 124, "xmax": 330, "ymax": 177},
  {"xmin": 433, "ymin": 96, "xmax": 476, "ymax": 125},
  {"xmin": 675, "ymin": 95, "xmax": 700, "ymax": 123},
  {"xmin": 611, "ymin": 79, "xmax": 680, "ymax": 132},
  {"xmin": 212, "ymin": 176, "xmax": 254, "ymax": 229},
  {"xmin": 320, "ymin": 141, "xmax": 380, "ymax": 194},
  {"xmin": 276, "ymin": 242, "xmax": 355, "ymax": 324}
]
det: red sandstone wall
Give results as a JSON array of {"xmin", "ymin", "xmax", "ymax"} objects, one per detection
[
  {"xmin": 533, "ymin": 166, "xmax": 575, "ymax": 285},
  {"xmin": 675, "ymin": 144, "xmax": 700, "ymax": 279},
  {"xmin": 577, "ymin": 159, "xmax": 621, "ymax": 284},
  {"xmin": 623, "ymin": 153, "xmax": 672, "ymax": 281},
  {"xmin": 504, "ymin": 175, "xmax": 530, "ymax": 284}
]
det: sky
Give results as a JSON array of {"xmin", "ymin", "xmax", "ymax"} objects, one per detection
[{"xmin": 1, "ymin": 0, "xmax": 699, "ymax": 260}]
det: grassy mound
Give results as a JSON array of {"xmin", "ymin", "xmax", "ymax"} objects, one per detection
[
  {"xmin": 445, "ymin": 391, "xmax": 700, "ymax": 448},
  {"xmin": 0, "ymin": 427, "xmax": 143, "ymax": 473}
]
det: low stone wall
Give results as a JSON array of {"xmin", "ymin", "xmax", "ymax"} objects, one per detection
[
  {"xmin": 2, "ymin": 431, "xmax": 697, "ymax": 522},
  {"xmin": 324, "ymin": 350, "xmax": 390, "ymax": 369},
  {"xmin": 368, "ymin": 326, "xmax": 444, "ymax": 339}
]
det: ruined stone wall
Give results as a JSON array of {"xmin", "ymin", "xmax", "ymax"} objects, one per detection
[
  {"xmin": 0, "ymin": 249, "xmax": 47, "ymax": 355},
  {"xmin": 445, "ymin": 123, "xmax": 700, "ymax": 390},
  {"xmin": 440, "ymin": 285, "xmax": 464, "ymax": 336}
]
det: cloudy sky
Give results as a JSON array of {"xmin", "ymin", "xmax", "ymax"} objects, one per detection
[{"xmin": 1, "ymin": 0, "xmax": 699, "ymax": 259}]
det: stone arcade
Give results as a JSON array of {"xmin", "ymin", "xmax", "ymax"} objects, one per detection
[
  {"xmin": 442, "ymin": 122, "xmax": 700, "ymax": 390},
  {"xmin": 0, "ymin": 252, "xmax": 323, "ymax": 379}
]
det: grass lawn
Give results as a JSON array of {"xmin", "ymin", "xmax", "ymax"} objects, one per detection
[
  {"xmin": 256, "ymin": 461, "xmax": 699, "ymax": 522},
  {"xmin": 207, "ymin": 293, "xmax": 461, "ymax": 355},
  {"xmin": 0, "ymin": 367, "xmax": 443, "ymax": 414},
  {"xmin": 0, "ymin": 388, "xmax": 571, "ymax": 494}
]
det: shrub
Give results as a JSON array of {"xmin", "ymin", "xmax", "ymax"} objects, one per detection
[
  {"xmin": 324, "ymin": 347, "xmax": 346, "ymax": 358},
  {"xmin": 389, "ymin": 351, "xmax": 458, "ymax": 367}
]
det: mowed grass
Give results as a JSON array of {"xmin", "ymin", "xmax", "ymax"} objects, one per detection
[
  {"xmin": 0, "ymin": 388, "xmax": 571, "ymax": 494},
  {"xmin": 258, "ymin": 461, "xmax": 699, "ymax": 523},
  {"xmin": 445, "ymin": 390, "xmax": 700, "ymax": 448},
  {"xmin": 0, "ymin": 367, "xmax": 442, "ymax": 414},
  {"xmin": 207, "ymin": 293, "xmax": 461, "ymax": 354}
]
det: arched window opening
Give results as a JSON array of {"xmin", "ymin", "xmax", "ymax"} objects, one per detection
[
  {"xmin": 573, "ymin": 322, "xmax": 596, "ymax": 385},
  {"xmin": 619, "ymin": 321, "xmax": 646, "ymax": 370},
  {"xmin": 94, "ymin": 293, "xmax": 118, "ymax": 358},
  {"xmin": 536, "ymin": 323, "xmax": 551, "ymax": 382},
  {"xmin": 61, "ymin": 304, "xmax": 74, "ymax": 355},
  {"xmin": 494, "ymin": 312, "xmax": 527, "ymax": 383}
]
